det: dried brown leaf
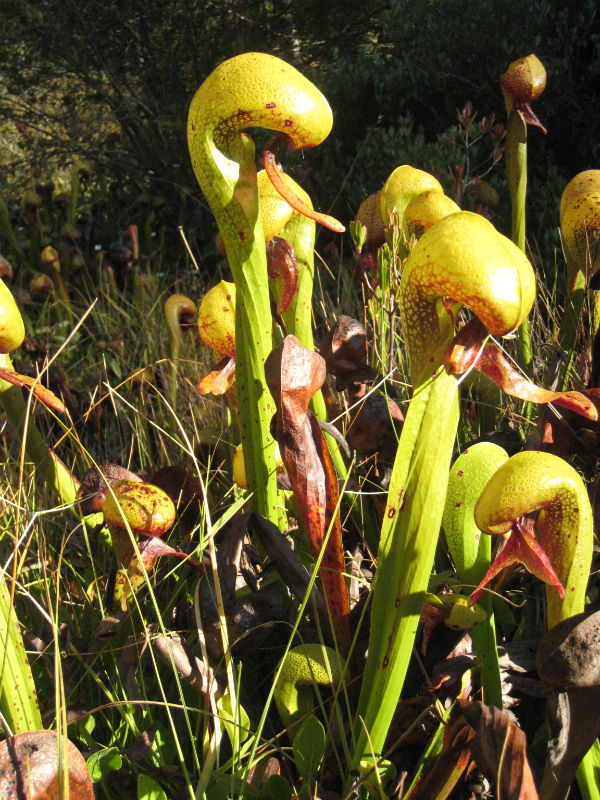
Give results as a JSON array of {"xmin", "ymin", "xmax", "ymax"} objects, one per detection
[
  {"xmin": 267, "ymin": 236, "xmax": 298, "ymax": 314},
  {"xmin": 347, "ymin": 392, "xmax": 403, "ymax": 456},
  {"xmin": 112, "ymin": 531, "xmax": 203, "ymax": 610},
  {"xmin": 320, "ymin": 315, "xmax": 368, "ymax": 389},
  {"xmin": 461, "ymin": 701, "xmax": 539, "ymax": 800},
  {"xmin": 405, "ymin": 720, "xmax": 474, "ymax": 800},
  {"xmin": 265, "ymin": 335, "xmax": 351, "ymax": 652},
  {"xmin": 0, "ymin": 367, "xmax": 66, "ymax": 413}
]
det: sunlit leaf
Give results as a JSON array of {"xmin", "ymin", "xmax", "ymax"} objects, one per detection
[
  {"xmin": 137, "ymin": 774, "xmax": 168, "ymax": 800},
  {"xmin": 87, "ymin": 746, "xmax": 122, "ymax": 783},
  {"xmin": 218, "ymin": 693, "xmax": 250, "ymax": 747}
]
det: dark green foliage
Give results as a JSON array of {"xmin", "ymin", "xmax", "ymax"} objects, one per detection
[
  {"xmin": 312, "ymin": 0, "xmax": 599, "ymax": 245},
  {"xmin": 0, "ymin": 0, "xmax": 598, "ymax": 274},
  {"xmin": 319, "ymin": 0, "xmax": 599, "ymax": 168}
]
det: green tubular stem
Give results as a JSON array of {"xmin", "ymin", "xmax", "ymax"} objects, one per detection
[
  {"xmin": 351, "ymin": 368, "xmax": 460, "ymax": 768},
  {"xmin": 280, "ymin": 198, "xmax": 348, "ymax": 479},
  {"xmin": 234, "ymin": 242, "xmax": 279, "ymax": 522},
  {"xmin": 517, "ymin": 314, "xmax": 533, "ymax": 382},
  {"xmin": 349, "ymin": 212, "xmax": 535, "ymax": 779},
  {"xmin": 506, "ymin": 112, "xmax": 527, "ymax": 257},
  {"xmin": 377, "ymin": 246, "xmax": 391, "ymax": 376},
  {"xmin": 168, "ymin": 332, "xmax": 180, "ymax": 411},
  {"xmin": 470, "ymin": 603, "xmax": 502, "ymax": 708},
  {"xmin": 52, "ymin": 269, "xmax": 74, "ymax": 328},
  {"xmin": 557, "ymin": 269, "xmax": 586, "ymax": 390},
  {"xmin": 0, "ymin": 353, "xmax": 80, "ymax": 506},
  {"xmin": 0, "ymin": 575, "xmax": 43, "ymax": 734},
  {"xmin": 506, "ymin": 111, "xmax": 533, "ymax": 377},
  {"xmin": 280, "ymin": 199, "xmax": 316, "ymax": 351},
  {"xmin": 188, "ymin": 54, "xmax": 336, "ymax": 521},
  {"xmin": 164, "ymin": 295, "xmax": 196, "ymax": 413},
  {"xmin": 200, "ymin": 130, "xmax": 277, "ymax": 522},
  {"xmin": 464, "ymin": 371, "xmax": 502, "ymax": 436}
]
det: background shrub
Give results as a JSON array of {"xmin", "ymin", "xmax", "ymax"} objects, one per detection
[{"xmin": 0, "ymin": 0, "xmax": 598, "ymax": 276}]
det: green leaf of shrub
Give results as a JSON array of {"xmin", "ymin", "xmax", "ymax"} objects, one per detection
[
  {"xmin": 137, "ymin": 773, "xmax": 168, "ymax": 800},
  {"xmin": 258, "ymin": 774, "xmax": 293, "ymax": 800},
  {"xmin": 292, "ymin": 715, "xmax": 326, "ymax": 785},
  {"xmin": 148, "ymin": 722, "xmax": 175, "ymax": 767},
  {"xmin": 87, "ymin": 746, "xmax": 122, "ymax": 782},
  {"xmin": 359, "ymin": 756, "xmax": 397, "ymax": 798},
  {"xmin": 218, "ymin": 693, "xmax": 250, "ymax": 747},
  {"xmin": 72, "ymin": 713, "xmax": 97, "ymax": 750},
  {"xmin": 205, "ymin": 783, "xmax": 230, "ymax": 800}
]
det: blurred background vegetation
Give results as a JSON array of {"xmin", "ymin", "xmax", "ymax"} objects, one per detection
[{"xmin": 1, "ymin": 0, "xmax": 598, "ymax": 276}]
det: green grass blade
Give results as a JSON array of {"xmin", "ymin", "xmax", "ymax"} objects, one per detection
[{"xmin": 0, "ymin": 575, "xmax": 43, "ymax": 733}]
